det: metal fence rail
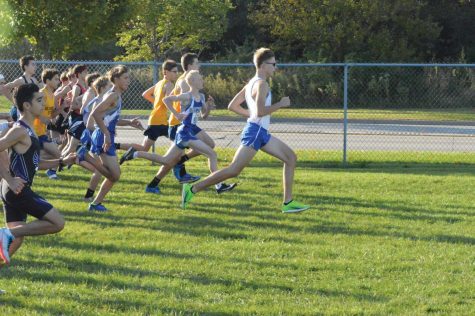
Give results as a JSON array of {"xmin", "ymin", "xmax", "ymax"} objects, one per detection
[{"xmin": 0, "ymin": 60, "xmax": 474, "ymax": 163}]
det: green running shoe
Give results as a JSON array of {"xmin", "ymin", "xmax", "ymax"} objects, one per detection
[
  {"xmin": 182, "ymin": 183, "xmax": 195, "ymax": 209},
  {"xmin": 282, "ymin": 200, "xmax": 310, "ymax": 213}
]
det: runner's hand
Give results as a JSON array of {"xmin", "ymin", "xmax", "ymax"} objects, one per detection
[
  {"xmin": 206, "ymin": 95, "xmax": 216, "ymax": 109},
  {"xmin": 103, "ymin": 134, "xmax": 111, "ymax": 152},
  {"xmin": 130, "ymin": 118, "xmax": 144, "ymax": 130},
  {"xmin": 63, "ymin": 153, "xmax": 77, "ymax": 165},
  {"xmin": 7, "ymin": 177, "xmax": 26, "ymax": 195},
  {"xmin": 279, "ymin": 97, "xmax": 291, "ymax": 108}
]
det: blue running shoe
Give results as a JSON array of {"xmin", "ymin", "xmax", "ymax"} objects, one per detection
[
  {"xmin": 179, "ymin": 173, "xmax": 201, "ymax": 184},
  {"xmin": 145, "ymin": 186, "xmax": 161, "ymax": 194},
  {"xmin": 46, "ymin": 169, "xmax": 59, "ymax": 180},
  {"xmin": 88, "ymin": 203, "xmax": 108, "ymax": 212},
  {"xmin": 119, "ymin": 147, "xmax": 136, "ymax": 165},
  {"xmin": 173, "ymin": 164, "xmax": 183, "ymax": 181}
]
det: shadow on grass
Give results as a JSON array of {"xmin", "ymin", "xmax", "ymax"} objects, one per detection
[
  {"xmin": 307, "ymin": 221, "xmax": 475, "ymax": 245},
  {"xmin": 3, "ymin": 254, "xmax": 389, "ymax": 306},
  {"xmin": 306, "ymin": 194, "xmax": 475, "ymax": 219},
  {"xmin": 248, "ymin": 160, "xmax": 475, "ymax": 176}
]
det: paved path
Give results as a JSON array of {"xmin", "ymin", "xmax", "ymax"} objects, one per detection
[{"xmin": 116, "ymin": 117, "xmax": 475, "ymax": 152}]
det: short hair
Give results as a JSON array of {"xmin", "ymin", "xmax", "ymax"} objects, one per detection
[
  {"xmin": 253, "ymin": 48, "xmax": 275, "ymax": 68},
  {"xmin": 72, "ymin": 64, "xmax": 87, "ymax": 76},
  {"xmin": 92, "ymin": 76, "xmax": 110, "ymax": 94},
  {"xmin": 60, "ymin": 71, "xmax": 69, "ymax": 82},
  {"xmin": 41, "ymin": 69, "xmax": 59, "ymax": 84},
  {"xmin": 86, "ymin": 72, "xmax": 101, "ymax": 87},
  {"xmin": 19, "ymin": 55, "xmax": 35, "ymax": 71},
  {"xmin": 67, "ymin": 68, "xmax": 76, "ymax": 79},
  {"xmin": 162, "ymin": 60, "xmax": 177, "ymax": 73},
  {"xmin": 185, "ymin": 70, "xmax": 200, "ymax": 86},
  {"xmin": 14, "ymin": 83, "xmax": 39, "ymax": 112},
  {"xmin": 108, "ymin": 65, "xmax": 128, "ymax": 83},
  {"xmin": 181, "ymin": 53, "xmax": 198, "ymax": 71}
]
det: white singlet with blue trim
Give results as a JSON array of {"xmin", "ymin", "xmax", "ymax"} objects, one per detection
[{"xmin": 245, "ymin": 76, "xmax": 272, "ymax": 130}]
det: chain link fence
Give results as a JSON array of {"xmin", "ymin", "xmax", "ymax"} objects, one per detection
[{"xmin": 0, "ymin": 60, "xmax": 474, "ymax": 163}]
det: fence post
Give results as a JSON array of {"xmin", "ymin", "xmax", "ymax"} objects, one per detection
[{"xmin": 342, "ymin": 64, "xmax": 349, "ymax": 166}]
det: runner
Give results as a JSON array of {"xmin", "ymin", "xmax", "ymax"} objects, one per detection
[
  {"xmin": 88, "ymin": 66, "xmax": 143, "ymax": 211},
  {"xmin": 0, "ymin": 83, "xmax": 76, "ymax": 265},
  {"xmin": 181, "ymin": 48, "xmax": 310, "ymax": 213},
  {"xmin": 121, "ymin": 70, "xmax": 235, "ymax": 195}
]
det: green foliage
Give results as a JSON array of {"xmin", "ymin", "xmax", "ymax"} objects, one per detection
[
  {"xmin": 253, "ymin": 0, "xmax": 441, "ymax": 62},
  {"xmin": 349, "ymin": 66, "xmax": 475, "ymax": 108},
  {"xmin": 116, "ymin": 0, "xmax": 233, "ymax": 61},
  {"xmin": 0, "ymin": 0, "xmax": 131, "ymax": 59},
  {"xmin": 1, "ymin": 1, "xmax": 475, "ymax": 62},
  {"xmin": 0, "ymin": 1, "xmax": 14, "ymax": 45}
]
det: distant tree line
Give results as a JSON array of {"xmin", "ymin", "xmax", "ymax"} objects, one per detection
[{"xmin": 0, "ymin": 0, "xmax": 473, "ymax": 63}]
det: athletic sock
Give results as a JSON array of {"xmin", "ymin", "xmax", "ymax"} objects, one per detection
[
  {"xmin": 148, "ymin": 176, "xmax": 161, "ymax": 188},
  {"xmin": 177, "ymin": 154, "xmax": 190, "ymax": 165},
  {"xmin": 133, "ymin": 152, "xmax": 139, "ymax": 159},
  {"xmin": 84, "ymin": 188, "xmax": 95, "ymax": 199},
  {"xmin": 284, "ymin": 199, "xmax": 293, "ymax": 205},
  {"xmin": 179, "ymin": 164, "xmax": 187, "ymax": 177}
]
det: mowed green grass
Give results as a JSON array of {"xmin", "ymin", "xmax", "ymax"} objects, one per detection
[
  {"xmin": 118, "ymin": 108, "xmax": 475, "ymax": 122},
  {"xmin": 2, "ymin": 95, "xmax": 475, "ymax": 122},
  {"xmin": 0, "ymin": 150, "xmax": 474, "ymax": 315}
]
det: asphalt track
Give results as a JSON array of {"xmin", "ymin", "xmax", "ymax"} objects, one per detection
[{"xmin": 116, "ymin": 116, "xmax": 475, "ymax": 152}]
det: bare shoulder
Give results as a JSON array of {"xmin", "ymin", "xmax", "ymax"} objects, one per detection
[
  {"xmin": 253, "ymin": 78, "xmax": 269, "ymax": 95},
  {"xmin": 7, "ymin": 124, "xmax": 29, "ymax": 140}
]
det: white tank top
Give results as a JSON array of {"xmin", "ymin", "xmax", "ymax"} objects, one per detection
[{"xmin": 245, "ymin": 76, "xmax": 272, "ymax": 130}]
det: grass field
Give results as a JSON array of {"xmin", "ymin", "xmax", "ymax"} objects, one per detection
[
  {"xmin": 0, "ymin": 150, "xmax": 474, "ymax": 315},
  {"xmin": 2, "ymin": 95, "xmax": 475, "ymax": 122}
]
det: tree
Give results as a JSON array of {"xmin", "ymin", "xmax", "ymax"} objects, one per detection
[
  {"xmin": 0, "ymin": 0, "xmax": 130, "ymax": 59},
  {"xmin": 253, "ymin": 0, "xmax": 442, "ymax": 62},
  {"xmin": 116, "ymin": 0, "xmax": 233, "ymax": 61},
  {"xmin": 422, "ymin": 0, "xmax": 475, "ymax": 62}
]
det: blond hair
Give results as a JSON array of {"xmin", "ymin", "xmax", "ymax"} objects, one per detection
[
  {"xmin": 92, "ymin": 76, "xmax": 111, "ymax": 94},
  {"xmin": 185, "ymin": 70, "xmax": 201, "ymax": 85},
  {"xmin": 253, "ymin": 48, "xmax": 275, "ymax": 68}
]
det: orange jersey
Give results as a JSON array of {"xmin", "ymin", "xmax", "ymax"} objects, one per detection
[
  {"xmin": 168, "ymin": 74, "xmax": 186, "ymax": 126},
  {"xmin": 148, "ymin": 79, "xmax": 169, "ymax": 126},
  {"xmin": 33, "ymin": 87, "xmax": 55, "ymax": 136}
]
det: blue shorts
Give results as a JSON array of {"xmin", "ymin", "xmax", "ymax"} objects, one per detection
[
  {"xmin": 144, "ymin": 124, "xmax": 168, "ymax": 141},
  {"xmin": 91, "ymin": 129, "xmax": 116, "ymax": 156},
  {"xmin": 169, "ymin": 124, "xmax": 201, "ymax": 141},
  {"xmin": 38, "ymin": 135, "xmax": 52, "ymax": 149},
  {"xmin": 80, "ymin": 129, "xmax": 93, "ymax": 150},
  {"xmin": 241, "ymin": 122, "xmax": 271, "ymax": 151},
  {"xmin": 68, "ymin": 120, "xmax": 86, "ymax": 140},
  {"xmin": 174, "ymin": 125, "xmax": 200, "ymax": 150}
]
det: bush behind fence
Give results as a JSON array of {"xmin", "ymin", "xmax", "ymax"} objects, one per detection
[{"xmin": 1, "ymin": 60, "xmax": 473, "ymax": 111}]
